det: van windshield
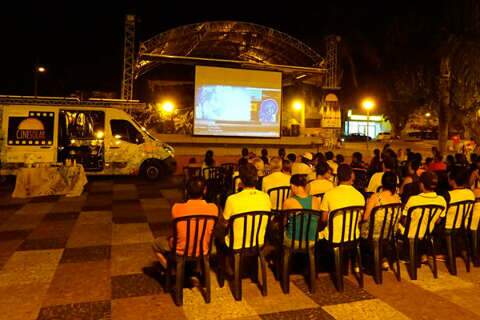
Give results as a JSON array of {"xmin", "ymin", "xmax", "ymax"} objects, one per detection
[{"xmin": 131, "ymin": 118, "xmax": 157, "ymax": 141}]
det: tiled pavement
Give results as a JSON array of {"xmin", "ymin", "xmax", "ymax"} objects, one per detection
[{"xmin": 2, "ymin": 177, "xmax": 480, "ymax": 319}]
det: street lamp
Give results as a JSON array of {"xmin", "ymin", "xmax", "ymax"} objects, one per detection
[
  {"xmin": 161, "ymin": 101, "xmax": 175, "ymax": 114},
  {"xmin": 292, "ymin": 100, "xmax": 303, "ymax": 111},
  {"xmin": 362, "ymin": 98, "xmax": 375, "ymax": 151},
  {"xmin": 34, "ymin": 65, "xmax": 46, "ymax": 97}
]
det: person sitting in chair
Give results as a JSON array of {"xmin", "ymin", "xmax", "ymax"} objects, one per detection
[
  {"xmin": 283, "ymin": 174, "xmax": 321, "ymax": 245},
  {"xmin": 318, "ymin": 164, "xmax": 366, "ymax": 242},
  {"xmin": 218, "ymin": 163, "xmax": 271, "ymax": 249},
  {"xmin": 152, "ymin": 176, "xmax": 218, "ymax": 267}
]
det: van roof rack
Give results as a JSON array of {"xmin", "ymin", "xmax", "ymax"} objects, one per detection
[{"xmin": 0, "ymin": 95, "xmax": 145, "ymax": 110}]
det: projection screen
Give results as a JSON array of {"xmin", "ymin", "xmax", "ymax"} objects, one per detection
[{"xmin": 194, "ymin": 66, "xmax": 282, "ymax": 137}]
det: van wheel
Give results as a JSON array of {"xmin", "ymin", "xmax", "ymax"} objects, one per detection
[{"xmin": 141, "ymin": 161, "xmax": 164, "ymax": 181}]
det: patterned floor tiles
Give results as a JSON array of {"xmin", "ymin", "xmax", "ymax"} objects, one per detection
[
  {"xmin": 42, "ymin": 260, "xmax": 111, "ymax": 306},
  {"xmin": 37, "ymin": 300, "xmax": 111, "ymax": 320},
  {"xmin": 0, "ymin": 249, "xmax": 63, "ymax": 287},
  {"xmin": 112, "ymin": 295, "xmax": 187, "ymax": 320},
  {"xmin": 2, "ymin": 177, "xmax": 480, "ymax": 319},
  {"xmin": 111, "ymin": 273, "xmax": 164, "ymax": 299},
  {"xmin": 362, "ymin": 271, "xmax": 480, "ymax": 320},
  {"xmin": 322, "ymin": 299, "xmax": 411, "ymax": 320},
  {"xmin": 66, "ymin": 222, "xmax": 112, "ymax": 248},
  {"xmin": 0, "ymin": 282, "xmax": 51, "ymax": 320},
  {"xmin": 110, "ymin": 242, "xmax": 157, "ymax": 276},
  {"xmin": 243, "ymin": 273, "xmax": 319, "ymax": 314},
  {"xmin": 111, "ymin": 223, "xmax": 154, "ymax": 246},
  {"xmin": 181, "ymin": 284, "xmax": 259, "ymax": 320}
]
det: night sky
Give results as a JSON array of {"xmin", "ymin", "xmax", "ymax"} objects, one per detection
[{"xmin": 0, "ymin": 1, "xmax": 438, "ymax": 99}]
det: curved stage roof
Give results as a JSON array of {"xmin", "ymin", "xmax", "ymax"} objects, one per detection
[{"xmin": 136, "ymin": 21, "xmax": 326, "ymax": 80}]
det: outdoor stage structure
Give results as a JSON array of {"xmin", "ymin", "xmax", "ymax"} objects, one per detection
[{"xmin": 121, "ymin": 16, "xmax": 342, "ymax": 150}]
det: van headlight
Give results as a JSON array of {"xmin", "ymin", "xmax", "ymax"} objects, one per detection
[{"xmin": 162, "ymin": 144, "xmax": 174, "ymax": 155}]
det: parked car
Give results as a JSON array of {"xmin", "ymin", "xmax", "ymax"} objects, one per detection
[
  {"xmin": 342, "ymin": 133, "xmax": 372, "ymax": 142},
  {"xmin": 403, "ymin": 131, "xmax": 423, "ymax": 141},
  {"xmin": 376, "ymin": 132, "xmax": 392, "ymax": 141}
]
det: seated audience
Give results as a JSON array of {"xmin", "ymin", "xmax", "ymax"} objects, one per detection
[
  {"xmin": 287, "ymin": 153, "xmax": 297, "ymax": 164},
  {"xmin": 335, "ymin": 154, "xmax": 345, "ymax": 166},
  {"xmin": 262, "ymin": 157, "xmax": 291, "ymax": 208},
  {"xmin": 361, "ymin": 172, "xmax": 401, "ymax": 239},
  {"xmin": 221, "ymin": 164, "xmax": 271, "ymax": 249},
  {"xmin": 282, "ymin": 159, "xmax": 292, "ymax": 175},
  {"xmin": 315, "ymin": 152, "xmax": 326, "ymax": 166},
  {"xmin": 351, "ymin": 152, "xmax": 368, "ymax": 191},
  {"xmin": 202, "ymin": 150, "xmax": 216, "ymax": 177},
  {"xmin": 152, "ymin": 177, "xmax": 218, "ymax": 267},
  {"xmin": 444, "ymin": 167, "xmax": 475, "ymax": 228},
  {"xmin": 318, "ymin": 164, "xmax": 366, "ymax": 241},
  {"xmin": 398, "ymin": 171, "xmax": 447, "ymax": 237},
  {"xmin": 325, "ymin": 151, "xmax": 338, "ymax": 175},
  {"xmin": 399, "ymin": 161, "xmax": 421, "ymax": 203},
  {"xmin": 261, "ymin": 148, "xmax": 270, "ymax": 165},
  {"xmin": 469, "ymin": 157, "xmax": 480, "ymax": 188},
  {"xmin": 240, "ymin": 147, "xmax": 249, "ymax": 162},
  {"xmin": 307, "ymin": 162, "xmax": 334, "ymax": 196},
  {"xmin": 446, "ymin": 155, "xmax": 455, "ymax": 172},
  {"xmin": 368, "ymin": 149, "xmax": 383, "ymax": 176},
  {"xmin": 367, "ymin": 158, "xmax": 396, "ymax": 193},
  {"xmin": 428, "ymin": 154, "xmax": 447, "ymax": 171},
  {"xmin": 252, "ymin": 158, "xmax": 266, "ymax": 190},
  {"xmin": 283, "ymin": 174, "xmax": 321, "ymax": 244},
  {"xmin": 278, "ymin": 147, "xmax": 286, "ymax": 160},
  {"xmin": 232, "ymin": 158, "xmax": 249, "ymax": 192},
  {"xmin": 291, "ymin": 152, "xmax": 316, "ymax": 181}
]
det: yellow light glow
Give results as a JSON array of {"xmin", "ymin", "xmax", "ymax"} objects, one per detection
[
  {"xmin": 161, "ymin": 101, "xmax": 175, "ymax": 113},
  {"xmin": 362, "ymin": 98, "xmax": 375, "ymax": 111},
  {"xmin": 425, "ymin": 112, "xmax": 431, "ymax": 117},
  {"xmin": 114, "ymin": 134, "xmax": 122, "ymax": 139},
  {"xmin": 292, "ymin": 100, "xmax": 303, "ymax": 111},
  {"xmin": 96, "ymin": 131, "xmax": 104, "ymax": 139},
  {"xmin": 37, "ymin": 66, "xmax": 46, "ymax": 73}
]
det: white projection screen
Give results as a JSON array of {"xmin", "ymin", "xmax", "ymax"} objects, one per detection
[{"xmin": 194, "ymin": 66, "xmax": 282, "ymax": 137}]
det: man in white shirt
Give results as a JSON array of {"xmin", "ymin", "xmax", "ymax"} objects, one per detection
[
  {"xmin": 445, "ymin": 167, "xmax": 475, "ymax": 229},
  {"xmin": 319, "ymin": 164, "xmax": 365, "ymax": 242},
  {"xmin": 399, "ymin": 171, "xmax": 447, "ymax": 238},
  {"xmin": 308, "ymin": 161, "xmax": 334, "ymax": 196},
  {"xmin": 367, "ymin": 158, "xmax": 396, "ymax": 193},
  {"xmin": 325, "ymin": 151, "xmax": 338, "ymax": 175},
  {"xmin": 291, "ymin": 152, "xmax": 316, "ymax": 181},
  {"xmin": 262, "ymin": 156, "xmax": 291, "ymax": 209},
  {"xmin": 222, "ymin": 163, "xmax": 271, "ymax": 249}
]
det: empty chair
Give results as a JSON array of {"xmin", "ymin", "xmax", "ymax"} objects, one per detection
[
  {"xmin": 217, "ymin": 211, "xmax": 271, "ymax": 301},
  {"xmin": 443, "ymin": 200, "xmax": 474, "ymax": 274},
  {"xmin": 183, "ymin": 166, "xmax": 202, "ymax": 200},
  {"xmin": 221, "ymin": 163, "xmax": 237, "ymax": 174},
  {"xmin": 203, "ymin": 167, "xmax": 224, "ymax": 202},
  {"xmin": 399, "ymin": 205, "xmax": 445, "ymax": 280},
  {"xmin": 268, "ymin": 186, "xmax": 291, "ymax": 211},
  {"xmin": 165, "ymin": 215, "xmax": 218, "ymax": 306},
  {"xmin": 221, "ymin": 163, "xmax": 236, "ymax": 192},
  {"xmin": 279, "ymin": 209, "xmax": 322, "ymax": 293},
  {"xmin": 323, "ymin": 206, "xmax": 365, "ymax": 291},
  {"xmin": 363, "ymin": 204, "xmax": 402, "ymax": 283}
]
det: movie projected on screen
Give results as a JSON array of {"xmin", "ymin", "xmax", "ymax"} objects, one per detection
[{"xmin": 194, "ymin": 66, "xmax": 282, "ymax": 137}]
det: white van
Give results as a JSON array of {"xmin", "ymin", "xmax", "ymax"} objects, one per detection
[{"xmin": 0, "ymin": 99, "xmax": 176, "ymax": 180}]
